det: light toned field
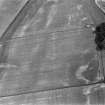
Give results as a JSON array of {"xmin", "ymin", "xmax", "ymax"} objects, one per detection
[{"xmin": 0, "ymin": 0, "xmax": 105, "ymax": 104}]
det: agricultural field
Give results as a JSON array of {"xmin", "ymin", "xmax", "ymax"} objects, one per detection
[{"xmin": 0, "ymin": 0, "xmax": 105, "ymax": 104}]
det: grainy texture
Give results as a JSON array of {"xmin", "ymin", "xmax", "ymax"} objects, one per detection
[{"xmin": 0, "ymin": 0, "xmax": 105, "ymax": 104}]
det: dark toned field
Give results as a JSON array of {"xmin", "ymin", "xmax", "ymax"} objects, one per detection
[{"xmin": 0, "ymin": 0, "xmax": 105, "ymax": 104}]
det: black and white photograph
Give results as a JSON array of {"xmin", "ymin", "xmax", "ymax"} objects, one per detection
[{"xmin": 0, "ymin": 0, "xmax": 105, "ymax": 104}]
